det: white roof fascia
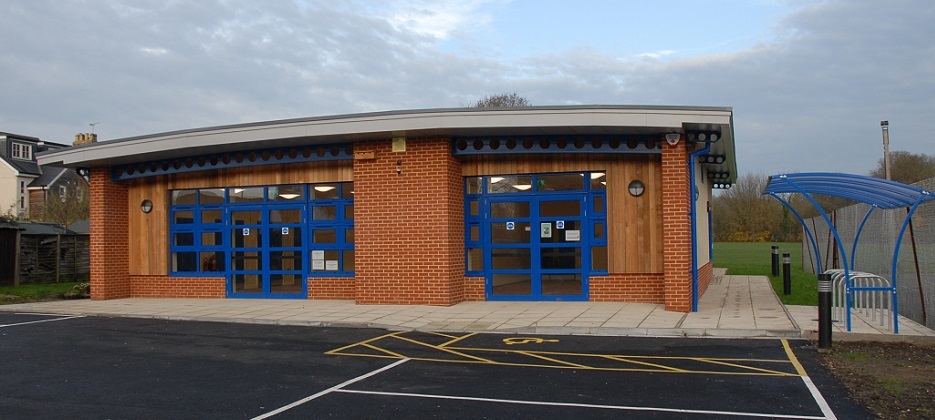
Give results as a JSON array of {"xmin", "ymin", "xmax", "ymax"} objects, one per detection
[{"xmin": 39, "ymin": 106, "xmax": 733, "ymax": 167}]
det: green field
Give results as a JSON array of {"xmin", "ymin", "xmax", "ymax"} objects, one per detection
[
  {"xmin": 0, "ymin": 282, "xmax": 84, "ymax": 304},
  {"xmin": 713, "ymin": 242, "xmax": 818, "ymax": 306}
]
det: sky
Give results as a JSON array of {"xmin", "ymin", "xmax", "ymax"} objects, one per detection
[{"xmin": 1, "ymin": 0, "xmax": 932, "ymax": 177}]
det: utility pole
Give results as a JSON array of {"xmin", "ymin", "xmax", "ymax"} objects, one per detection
[{"xmin": 881, "ymin": 121, "xmax": 892, "ymax": 180}]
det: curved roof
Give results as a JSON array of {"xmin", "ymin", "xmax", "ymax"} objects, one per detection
[
  {"xmin": 764, "ymin": 172, "xmax": 934, "ymax": 208},
  {"xmin": 37, "ymin": 105, "xmax": 737, "ymax": 184}
]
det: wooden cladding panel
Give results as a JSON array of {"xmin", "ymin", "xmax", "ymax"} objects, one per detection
[
  {"xmin": 461, "ymin": 154, "xmax": 663, "ymax": 273},
  {"xmin": 126, "ymin": 160, "xmax": 352, "ymax": 276}
]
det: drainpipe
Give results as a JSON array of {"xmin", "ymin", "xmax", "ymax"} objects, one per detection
[{"xmin": 689, "ymin": 140, "xmax": 711, "ymax": 312}]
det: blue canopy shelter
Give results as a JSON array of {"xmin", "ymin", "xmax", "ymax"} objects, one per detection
[{"xmin": 763, "ymin": 172, "xmax": 934, "ymax": 333}]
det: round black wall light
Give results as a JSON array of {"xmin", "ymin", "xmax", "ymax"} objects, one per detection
[
  {"xmin": 628, "ymin": 180, "xmax": 645, "ymax": 197},
  {"xmin": 141, "ymin": 199, "xmax": 153, "ymax": 214}
]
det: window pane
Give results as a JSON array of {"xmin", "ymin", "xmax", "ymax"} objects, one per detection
[
  {"xmin": 344, "ymin": 204, "xmax": 354, "ymax": 219},
  {"xmin": 491, "ymin": 248, "xmax": 531, "ymax": 270},
  {"xmin": 492, "ymin": 273, "xmax": 531, "ymax": 295},
  {"xmin": 270, "ymin": 251, "xmax": 303, "ymax": 270},
  {"xmin": 590, "ymin": 172, "xmax": 607, "ymax": 190},
  {"xmin": 469, "ymin": 200, "xmax": 479, "ymax": 217},
  {"xmin": 342, "ymin": 249, "xmax": 355, "ymax": 272},
  {"xmin": 345, "ymin": 229, "xmax": 355, "ymax": 244},
  {"xmin": 467, "ymin": 248, "xmax": 483, "ymax": 271},
  {"xmin": 469, "ymin": 225, "xmax": 480, "ymax": 242},
  {"xmin": 231, "ymin": 252, "xmax": 262, "ymax": 270},
  {"xmin": 541, "ymin": 247, "xmax": 581, "ymax": 269},
  {"xmin": 491, "ymin": 222, "xmax": 530, "ymax": 244},
  {"xmin": 592, "ymin": 246, "xmax": 608, "ymax": 271},
  {"xmin": 229, "ymin": 187, "xmax": 265, "ymax": 203},
  {"xmin": 488, "ymin": 175, "xmax": 532, "ymax": 194},
  {"xmin": 313, "ymin": 230, "xmax": 337, "ymax": 243},
  {"xmin": 539, "ymin": 200, "xmax": 580, "ymax": 217},
  {"xmin": 232, "ymin": 228, "xmax": 262, "ymax": 248},
  {"xmin": 202, "ymin": 209, "xmax": 223, "ymax": 224},
  {"xmin": 173, "ymin": 211, "xmax": 194, "ymax": 224},
  {"xmin": 270, "ymin": 227, "xmax": 302, "ymax": 247},
  {"xmin": 171, "ymin": 190, "xmax": 197, "ymax": 205},
  {"xmin": 593, "ymin": 196, "xmax": 605, "ymax": 213},
  {"xmin": 172, "ymin": 252, "xmax": 197, "ymax": 272},
  {"xmin": 173, "ymin": 232, "xmax": 194, "ymax": 246},
  {"xmin": 341, "ymin": 182, "xmax": 354, "ymax": 199},
  {"xmin": 466, "ymin": 177, "xmax": 482, "ymax": 194},
  {"xmin": 270, "ymin": 208, "xmax": 302, "ymax": 224},
  {"xmin": 233, "ymin": 274, "xmax": 262, "ymax": 293},
  {"xmin": 491, "ymin": 202, "xmax": 530, "ymax": 218},
  {"xmin": 199, "ymin": 188, "xmax": 225, "ymax": 204},
  {"xmin": 200, "ymin": 252, "xmax": 225, "ymax": 272},
  {"xmin": 313, "ymin": 206, "xmax": 337, "ymax": 220},
  {"xmin": 537, "ymin": 173, "xmax": 585, "ymax": 191},
  {"xmin": 270, "ymin": 274, "xmax": 303, "ymax": 294},
  {"xmin": 542, "ymin": 274, "xmax": 582, "ymax": 295},
  {"xmin": 269, "ymin": 185, "xmax": 305, "ymax": 201},
  {"xmin": 232, "ymin": 210, "xmax": 262, "ymax": 225},
  {"xmin": 201, "ymin": 232, "xmax": 223, "ymax": 247},
  {"xmin": 311, "ymin": 184, "xmax": 339, "ymax": 200},
  {"xmin": 594, "ymin": 223, "xmax": 605, "ymax": 240}
]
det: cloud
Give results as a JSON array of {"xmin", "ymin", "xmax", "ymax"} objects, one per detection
[{"xmin": 0, "ymin": 0, "xmax": 931, "ymax": 177}]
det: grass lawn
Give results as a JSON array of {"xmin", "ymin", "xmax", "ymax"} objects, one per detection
[
  {"xmin": 0, "ymin": 281, "xmax": 85, "ymax": 304},
  {"xmin": 713, "ymin": 242, "xmax": 818, "ymax": 306}
]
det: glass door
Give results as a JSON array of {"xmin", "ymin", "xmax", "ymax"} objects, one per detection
[
  {"xmin": 229, "ymin": 205, "xmax": 307, "ymax": 298},
  {"xmin": 487, "ymin": 195, "xmax": 588, "ymax": 300}
]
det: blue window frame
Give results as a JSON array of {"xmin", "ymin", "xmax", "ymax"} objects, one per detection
[
  {"xmin": 169, "ymin": 183, "xmax": 355, "ymax": 279},
  {"xmin": 464, "ymin": 172, "xmax": 608, "ymax": 301}
]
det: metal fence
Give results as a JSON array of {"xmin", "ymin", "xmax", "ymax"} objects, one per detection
[{"xmin": 802, "ymin": 177, "xmax": 934, "ymax": 330}]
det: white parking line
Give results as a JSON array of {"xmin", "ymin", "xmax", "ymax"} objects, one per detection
[
  {"xmin": 251, "ymin": 358, "xmax": 410, "ymax": 420},
  {"xmin": 0, "ymin": 315, "xmax": 85, "ymax": 328},
  {"xmin": 335, "ymin": 389, "xmax": 828, "ymax": 419}
]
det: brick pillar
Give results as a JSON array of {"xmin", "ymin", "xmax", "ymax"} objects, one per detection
[
  {"xmin": 353, "ymin": 138, "xmax": 465, "ymax": 305},
  {"xmin": 89, "ymin": 167, "xmax": 130, "ymax": 299},
  {"xmin": 662, "ymin": 141, "xmax": 691, "ymax": 312}
]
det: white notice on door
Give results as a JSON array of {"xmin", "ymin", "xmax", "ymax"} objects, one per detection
[
  {"xmin": 565, "ymin": 230, "xmax": 581, "ymax": 241},
  {"xmin": 325, "ymin": 260, "xmax": 339, "ymax": 271},
  {"xmin": 540, "ymin": 222, "xmax": 552, "ymax": 238}
]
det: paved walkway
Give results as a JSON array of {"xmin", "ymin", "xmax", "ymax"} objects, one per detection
[{"xmin": 3, "ymin": 272, "xmax": 934, "ymax": 340}]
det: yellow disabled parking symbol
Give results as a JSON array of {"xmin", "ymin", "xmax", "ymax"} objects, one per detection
[{"xmin": 503, "ymin": 337, "xmax": 559, "ymax": 345}]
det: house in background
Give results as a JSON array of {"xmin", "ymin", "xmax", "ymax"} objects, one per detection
[{"xmin": 0, "ymin": 132, "xmax": 89, "ymax": 222}]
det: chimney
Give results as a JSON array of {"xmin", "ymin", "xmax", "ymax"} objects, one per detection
[{"xmin": 73, "ymin": 133, "xmax": 98, "ymax": 146}]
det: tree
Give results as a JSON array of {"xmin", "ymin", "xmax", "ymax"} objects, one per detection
[
  {"xmin": 471, "ymin": 93, "xmax": 531, "ymax": 108},
  {"xmin": 869, "ymin": 150, "xmax": 935, "ymax": 184},
  {"xmin": 39, "ymin": 180, "xmax": 90, "ymax": 228},
  {"xmin": 712, "ymin": 173, "xmax": 784, "ymax": 242}
]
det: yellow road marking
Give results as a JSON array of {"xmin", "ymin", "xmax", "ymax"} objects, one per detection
[
  {"xmin": 324, "ymin": 331, "xmax": 403, "ymax": 355},
  {"xmin": 693, "ymin": 358, "xmax": 796, "ymax": 377},
  {"xmin": 438, "ymin": 332, "xmax": 477, "ymax": 348},
  {"xmin": 781, "ymin": 339, "xmax": 808, "ymax": 377},
  {"xmin": 516, "ymin": 351, "xmax": 591, "ymax": 368},
  {"xmin": 391, "ymin": 333, "xmax": 497, "ymax": 364},
  {"xmin": 503, "ymin": 337, "xmax": 560, "ymax": 345},
  {"xmin": 327, "ymin": 331, "xmax": 801, "ymax": 377},
  {"xmin": 602, "ymin": 355, "xmax": 689, "ymax": 372}
]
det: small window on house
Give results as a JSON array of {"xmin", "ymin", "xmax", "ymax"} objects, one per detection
[
  {"xmin": 59, "ymin": 186, "xmax": 67, "ymax": 200},
  {"xmin": 11, "ymin": 142, "xmax": 32, "ymax": 160}
]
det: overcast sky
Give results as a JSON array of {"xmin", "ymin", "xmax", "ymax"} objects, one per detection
[{"xmin": 1, "ymin": 0, "xmax": 931, "ymax": 177}]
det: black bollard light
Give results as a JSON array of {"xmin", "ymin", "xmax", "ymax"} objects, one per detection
[
  {"xmin": 818, "ymin": 273, "xmax": 833, "ymax": 349},
  {"xmin": 782, "ymin": 253, "xmax": 792, "ymax": 295},
  {"xmin": 771, "ymin": 246, "xmax": 780, "ymax": 277}
]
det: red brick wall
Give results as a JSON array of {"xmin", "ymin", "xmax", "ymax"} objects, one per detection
[
  {"xmin": 353, "ymin": 137, "xmax": 466, "ymax": 305},
  {"xmin": 661, "ymin": 141, "xmax": 691, "ymax": 312},
  {"xmin": 309, "ymin": 277, "xmax": 356, "ymax": 300},
  {"xmin": 463, "ymin": 276, "xmax": 485, "ymax": 301},
  {"xmin": 129, "ymin": 276, "xmax": 225, "ymax": 298},
  {"xmin": 697, "ymin": 261, "xmax": 714, "ymax": 297},
  {"xmin": 89, "ymin": 167, "xmax": 130, "ymax": 299},
  {"xmin": 590, "ymin": 274, "xmax": 666, "ymax": 302}
]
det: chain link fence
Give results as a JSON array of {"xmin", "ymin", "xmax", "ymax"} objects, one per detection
[{"xmin": 802, "ymin": 177, "xmax": 934, "ymax": 330}]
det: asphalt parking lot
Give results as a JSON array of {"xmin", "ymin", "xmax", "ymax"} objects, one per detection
[{"xmin": 0, "ymin": 312, "xmax": 872, "ymax": 419}]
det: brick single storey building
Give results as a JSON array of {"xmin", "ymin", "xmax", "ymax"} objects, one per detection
[{"xmin": 39, "ymin": 106, "xmax": 736, "ymax": 312}]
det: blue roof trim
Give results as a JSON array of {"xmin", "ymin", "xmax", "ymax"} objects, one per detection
[{"xmin": 763, "ymin": 172, "xmax": 934, "ymax": 209}]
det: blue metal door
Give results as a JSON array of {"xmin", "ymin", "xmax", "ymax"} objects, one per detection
[
  {"xmin": 228, "ymin": 204, "xmax": 306, "ymax": 298},
  {"xmin": 486, "ymin": 195, "xmax": 588, "ymax": 301}
]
